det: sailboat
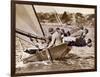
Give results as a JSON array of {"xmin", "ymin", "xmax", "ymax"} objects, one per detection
[{"xmin": 16, "ymin": 4, "xmax": 71, "ymax": 63}]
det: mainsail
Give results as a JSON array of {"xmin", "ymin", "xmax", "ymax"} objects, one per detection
[{"xmin": 16, "ymin": 4, "xmax": 44, "ymax": 46}]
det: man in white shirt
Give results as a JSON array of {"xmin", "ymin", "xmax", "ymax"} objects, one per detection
[{"xmin": 47, "ymin": 28, "xmax": 62, "ymax": 48}]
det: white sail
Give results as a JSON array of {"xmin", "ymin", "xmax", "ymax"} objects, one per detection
[{"xmin": 16, "ymin": 4, "xmax": 44, "ymax": 38}]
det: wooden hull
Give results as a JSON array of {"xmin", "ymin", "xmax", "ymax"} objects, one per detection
[{"xmin": 23, "ymin": 43, "xmax": 71, "ymax": 63}]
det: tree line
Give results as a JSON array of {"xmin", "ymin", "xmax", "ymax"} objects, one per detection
[{"xmin": 37, "ymin": 11, "xmax": 95, "ymax": 27}]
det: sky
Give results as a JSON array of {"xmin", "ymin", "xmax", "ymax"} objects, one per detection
[{"xmin": 34, "ymin": 5, "xmax": 95, "ymax": 14}]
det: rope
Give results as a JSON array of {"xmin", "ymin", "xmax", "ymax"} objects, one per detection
[
  {"xmin": 53, "ymin": 9, "xmax": 63, "ymax": 27},
  {"xmin": 16, "ymin": 35, "xmax": 33, "ymax": 45},
  {"xmin": 18, "ymin": 37, "xmax": 25, "ymax": 52},
  {"xmin": 17, "ymin": 37, "xmax": 26, "ymax": 61}
]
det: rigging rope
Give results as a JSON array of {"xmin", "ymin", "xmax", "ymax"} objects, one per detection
[
  {"xmin": 16, "ymin": 35, "xmax": 34, "ymax": 45},
  {"xmin": 17, "ymin": 37, "xmax": 26, "ymax": 61},
  {"xmin": 18, "ymin": 37, "xmax": 25, "ymax": 52}
]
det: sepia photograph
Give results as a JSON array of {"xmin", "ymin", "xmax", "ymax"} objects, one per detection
[{"xmin": 11, "ymin": 1, "xmax": 97, "ymax": 76}]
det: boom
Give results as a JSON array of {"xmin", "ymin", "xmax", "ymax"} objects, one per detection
[{"xmin": 16, "ymin": 29, "xmax": 45, "ymax": 41}]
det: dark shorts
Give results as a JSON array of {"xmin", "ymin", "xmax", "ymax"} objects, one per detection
[
  {"xmin": 68, "ymin": 38, "xmax": 87, "ymax": 47},
  {"xmin": 24, "ymin": 49, "xmax": 42, "ymax": 54}
]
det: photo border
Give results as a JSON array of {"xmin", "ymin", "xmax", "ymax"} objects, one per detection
[{"xmin": 11, "ymin": 0, "xmax": 97, "ymax": 77}]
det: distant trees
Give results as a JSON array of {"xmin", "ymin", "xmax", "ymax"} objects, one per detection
[
  {"xmin": 37, "ymin": 13, "xmax": 50, "ymax": 22},
  {"xmin": 61, "ymin": 11, "xmax": 72, "ymax": 24},
  {"xmin": 75, "ymin": 13, "xmax": 85, "ymax": 27},
  {"xmin": 87, "ymin": 14, "xmax": 95, "ymax": 20},
  {"xmin": 86, "ymin": 14, "xmax": 95, "ymax": 26},
  {"xmin": 37, "ymin": 12, "xmax": 57, "ymax": 23},
  {"xmin": 48, "ymin": 14, "xmax": 57, "ymax": 23},
  {"xmin": 37, "ymin": 11, "xmax": 73, "ymax": 24},
  {"xmin": 37, "ymin": 12, "xmax": 95, "ymax": 27},
  {"xmin": 37, "ymin": 13, "xmax": 45, "ymax": 22}
]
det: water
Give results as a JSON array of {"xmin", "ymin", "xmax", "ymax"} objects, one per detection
[{"xmin": 16, "ymin": 53, "xmax": 95, "ymax": 74}]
